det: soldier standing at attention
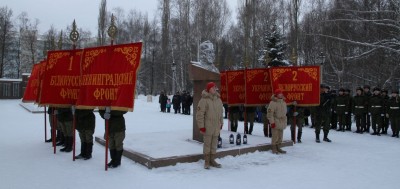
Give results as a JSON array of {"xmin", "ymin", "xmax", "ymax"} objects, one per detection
[
  {"xmin": 330, "ymin": 89, "xmax": 338, "ymax": 130},
  {"xmin": 288, "ymin": 104, "xmax": 304, "ymax": 143},
  {"xmin": 229, "ymin": 106, "xmax": 240, "ymax": 132},
  {"xmin": 244, "ymin": 106, "xmax": 256, "ymax": 135},
  {"xmin": 333, "ymin": 88, "xmax": 350, "ymax": 132},
  {"xmin": 344, "ymin": 89, "xmax": 353, "ymax": 131},
  {"xmin": 315, "ymin": 84, "xmax": 332, "ymax": 143},
  {"xmin": 363, "ymin": 85, "xmax": 372, "ymax": 133},
  {"xmin": 387, "ymin": 89, "xmax": 400, "ymax": 138},
  {"xmin": 99, "ymin": 109, "xmax": 127, "ymax": 168},
  {"xmin": 261, "ymin": 105, "xmax": 272, "ymax": 137},
  {"xmin": 196, "ymin": 82, "xmax": 223, "ymax": 169},
  {"xmin": 381, "ymin": 89, "xmax": 390, "ymax": 134},
  {"xmin": 352, "ymin": 87, "xmax": 368, "ymax": 133},
  {"xmin": 369, "ymin": 87, "xmax": 384, "ymax": 136},
  {"xmin": 57, "ymin": 107, "xmax": 73, "ymax": 152},
  {"xmin": 74, "ymin": 109, "xmax": 95, "ymax": 160}
]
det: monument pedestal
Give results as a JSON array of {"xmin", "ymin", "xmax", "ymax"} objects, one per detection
[{"xmin": 188, "ymin": 63, "xmax": 220, "ymax": 142}]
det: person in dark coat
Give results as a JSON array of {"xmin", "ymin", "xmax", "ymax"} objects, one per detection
[
  {"xmin": 185, "ymin": 91, "xmax": 193, "ymax": 115},
  {"xmin": 363, "ymin": 85, "xmax": 372, "ymax": 133},
  {"xmin": 172, "ymin": 92, "xmax": 181, "ymax": 114},
  {"xmin": 75, "ymin": 109, "xmax": 95, "ymax": 160},
  {"xmin": 159, "ymin": 91, "xmax": 168, "ymax": 112},
  {"xmin": 229, "ymin": 106, "xmax": 240, "ymax": 132},
  {"xmin": 333, "ymin": 88, "xmax": 350, "ymax": 132},
  {"xmin": 352, "ymin": 87, "xmax": 368, "ymax": 133},
  {"xmin": 261, "ymin": 105, "xmax": 272, "ymax": 137},
  {"xmin": 288, "ymin": 105, "xmax": 305, "ymax": 143},
  {"xmin": 315, "ymin": 84, "xmax": 333, "ymax": 143},
  {"xmin": 99, "ymin": 109, "xmax": 127, "ymax": 168},
  {"xmin": 56, "ymin": 107, "xmax": 73, "ymax": 152},
  {"xmin": 344, "ymin": 89, "xmax": 353, "ymax": 131},
  {"xmin": 181, "ymin": 91, "xmax": 187, "ymax": 114},
  {"xmin": 369, "ymin": 87, "xmax": 384, "ymax": 136},
  {"xmin": 244, "ymin": 106, "xmax": 256, "ymax": 134},
  {"xmin": 381, "ymin": 89, "xmax": 390, "ymax": 134},
  {"xmin": 387, "ymin": 89, "xmax": 400, "ymax": 138}
]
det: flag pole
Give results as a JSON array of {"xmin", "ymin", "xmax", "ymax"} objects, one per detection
[
  {"xmin": 69, "ymin": 19, "xmax": 80, "ymax": 161},
  {"xmin": 104, "ymin": 14, "xmax": 117, "ymax": 171},
  {"xmin": 44, "ymin": 106, "xmax": 47, "ymax": 142}
]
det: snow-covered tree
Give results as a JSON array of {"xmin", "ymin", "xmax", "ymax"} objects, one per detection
[{"xmin": 259, "ymin": 25, "xmax": 289, "ymax": 67}]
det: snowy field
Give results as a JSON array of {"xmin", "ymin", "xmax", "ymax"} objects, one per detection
[{"xmin": 1, "ymin": 95, "xmax": 399, "ymax": 189}]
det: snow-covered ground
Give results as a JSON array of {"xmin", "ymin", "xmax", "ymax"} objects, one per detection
[{"xmin": 1, "ymin": 96, "xmax": 399, "ymax": 189}]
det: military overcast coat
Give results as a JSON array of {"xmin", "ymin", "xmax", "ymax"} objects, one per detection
[
  {"xmin": 267, "ymin": 95, "xmax": 288, "ymax": 130},
  {"xmin": 196, "ymin": 90, "xmax": 223, "ymax": 136}
]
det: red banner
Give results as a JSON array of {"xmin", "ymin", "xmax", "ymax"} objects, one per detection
[
  {"xmin": 245, "ymin": 68, "xmax": 272, "ymax": 105},
  {"xmin": 76, "ymin": 42, "xmax": 143, "ymax": 111},
  {"xmin": 220, "ymin": 71, "xmax": 227, "ymax": 103},
  {"xmin": 22, "ymin": 62, "xmax": 43, "ymax": 103},
  {"xmin": 226, "ymin": 70, "xmax": 245, "ymax": 105},
  {"xmin": 39, "ymin": 49, "xmax": 82, "ymax": 106},
  {"xmin": 270, "ymin": 66, "xmax": 320, "ymax": 106}
]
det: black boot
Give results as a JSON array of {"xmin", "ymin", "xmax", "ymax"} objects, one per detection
[
  {"xmin": 323, "ymin": 132, "xmax": 332, "ymax": 142},
  {"xmin": 291, "ymin": 130, "xmax": 296, "ymax": 143},
  {"xmin": 244, "ymin": 125, "xmax": 249, "ymax": 134},
  {"xmin": 45, "ymin": 138, "xmax": 52, "ymax": 143},
  {"xmin": 108, "ymin": 149, "xmax": 116, "ymax": 167},
  {"xmin": 315, "ymin": 132, "xmax": 320, "ymax": 143},
  {"xmin": 75, "ymin": 142, "xmax": 86, "ymax": 159},
  {"xmin": 297, "ymin": 131, "xmax": 302, "ymax": 143},
  {"xmin": 56, "ymin": 132, "xmax": 65, "ymax": 146},
  {"xmin": 110, "ymin": 150, "xmax": 123, "ymax": 168},
  {"xmin": 84, "ymin": 143, "xmax": 93, "ymax": 160},
  {"xmin": 64, "ymin": 137, "xmax": 73, "ymax": 153},
  {"xmin": 249, "ymin": 125, "xmax": 253, "ymax": 135},
  {"xmin": 263, "ymin": 125, "xmax": 269, "ymax": 137},
  {"xmin": 60, "ymin": 136, "xmax": 69, "ymax": 152}
]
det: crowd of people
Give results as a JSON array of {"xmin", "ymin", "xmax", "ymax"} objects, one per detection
[{"xmin": 158, "ymin": 90, "xmax": 193, "ymax": 115}]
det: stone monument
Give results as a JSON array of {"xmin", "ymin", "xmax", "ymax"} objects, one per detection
[{"xmin": 189, "ymin": 41, "xmax": 220, "ymax": 142}]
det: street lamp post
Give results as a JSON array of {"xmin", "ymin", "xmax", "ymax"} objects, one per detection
[
  {"xmin": 319, "ymin": 52, "xmax": 325, "ymax": 84},
  {"xmin": 172, "ymin": 61, "xmax": 176, "ymax": 94}
]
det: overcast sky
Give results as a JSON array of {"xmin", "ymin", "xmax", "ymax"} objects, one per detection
[{"xmin": 3, "ymin": 0, "xmax": 237, "ymax": 35}]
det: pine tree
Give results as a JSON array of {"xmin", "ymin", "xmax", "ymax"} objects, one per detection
[{"xmin": 258, "ymin": 25, "xmax": 289, "ymax": 67}]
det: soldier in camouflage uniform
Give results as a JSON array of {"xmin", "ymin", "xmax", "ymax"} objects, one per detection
[
  {"xmin": 261, "ymin": 105, "xmax": 272, "ymax": 137},
  {"xmin": 56, "ymin": 107, "xmax": 73, "ymax": 152},
  {"xmin": 352, "ymin": 87, "xmax": 368, "ymax": 133},
  {"xmin": 344, "ymin": 89, "xmax": 353, "ymax": 131},
  {"xmin": 330, "ymin": 89, "xmax": 338, "ymax": 130},
  {"xmin": 99, "ymin": 109, "xmax": 127, "ymax": 168},
  {"xmin": 363, "ymin": 85, "xmax": 372, "ymax": 133},
  {"xmin": 75, "ymin": 109, "xmax": 95, "ymax": 160},
  {"xmin": 229, "ymin": 106, "xmax": 239, "ymax": 132},
  {"xmin": 333, "ymin": 88, "xmax": 350, "ymax": 132},
  {"xmin": 381, "ymin": 89, "xmax": 390, "ymax": 134},
  {"xmin": 288, "ymin": 105, "xmax": 304, "ymax": 143},
  {"xmin": 244, "ymin": 106, "xmax": 256, "ymax": 134},
  {"xmin": 368, "ymin": 87, "xmax": 384, "ymax": 136},
  {"xmin": 387, "ymin": 89, "xmax": 400, "ymax": 138},
  {"xmin": 315, "ymin": 84, "xmax": 332, "ymax": 143}
]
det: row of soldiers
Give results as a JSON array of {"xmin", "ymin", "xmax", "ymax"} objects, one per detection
[
  {"xmin": 310, "ymin": 85, "xmax": 400, "ymax": 137},
  {"xmin": 225, "ymin": 84, "xmax": 400, "ymax": 143},
  {"xmin": 45, "ymin": 107, "xmax": 127, "ymax": 168}
]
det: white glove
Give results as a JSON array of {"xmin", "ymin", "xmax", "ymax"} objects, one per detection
[
  {"xmin": 386, "ymin": 113, "xmax": 389, "ymax": 118},
  {"xmin": 380, "ymin": 114, "xmax": 384, "ymax": 117},
  {"xmin": 104, "ymin": 112, "xmax": 111, "ymax": 120},
  {"xmin": 368, "ymin": 113, "xmax": 371, "ymax": 115},
  {"xmin": 345, "ymin": 112, "xmax": 348, "ymax": 115},
  {"xmin": 293, "ymin": 112, "xmax": 299, "ymax": 117}
]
